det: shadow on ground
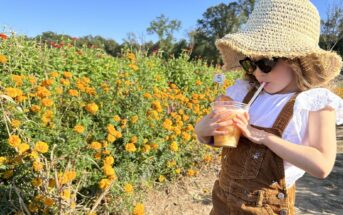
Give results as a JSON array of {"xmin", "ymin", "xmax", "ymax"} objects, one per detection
[{"xmin": 295, "ymin": 153, "xmax": 343, "ymax": 215}]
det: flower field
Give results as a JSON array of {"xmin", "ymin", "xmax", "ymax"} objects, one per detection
[{"xmin": 0, "ymin": 33, "xmax": 241, "ymax": 214}]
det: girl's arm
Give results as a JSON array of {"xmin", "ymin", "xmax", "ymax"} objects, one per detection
[{"xmin": 234, "ymin": 106, "xmax": 337, "ymax": 179}]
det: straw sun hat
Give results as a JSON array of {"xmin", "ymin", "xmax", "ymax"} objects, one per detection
[{"xmin": 216, "ymin": 0, "xmax": 342, "ymax": 81}]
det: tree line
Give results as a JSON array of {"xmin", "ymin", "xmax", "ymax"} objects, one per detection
[{"xmin": 32, "ymin": 0, "xmax": 342, "ymax": 68}]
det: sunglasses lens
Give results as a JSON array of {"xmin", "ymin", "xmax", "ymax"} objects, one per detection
[{"xmin": 255, "ymin": 58, "xmax": 278, "ymax": 73}]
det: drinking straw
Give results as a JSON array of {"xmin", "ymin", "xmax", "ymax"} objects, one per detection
[{"xmin": 247, "ymin": 82, "xmax": 266, "ymax": 109}]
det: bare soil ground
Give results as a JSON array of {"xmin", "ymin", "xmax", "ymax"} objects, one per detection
[{"xmin": 143, "ymin": 126, "xmax": 343, "ymax": 215}]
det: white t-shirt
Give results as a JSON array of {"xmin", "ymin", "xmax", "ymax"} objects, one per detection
[{"xmin": 225, "ymin": 79, "xmax": 343, "ymax": 188}]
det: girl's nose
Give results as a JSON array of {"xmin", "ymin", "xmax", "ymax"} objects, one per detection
[{"xmin": 253, "ymin": 68, "xmax": 265, "ymax": 78}]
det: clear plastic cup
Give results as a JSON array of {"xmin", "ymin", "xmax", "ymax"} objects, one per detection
[{"xmin": 211, "ymin": 101, "xmax": 248, "ymax": 147}]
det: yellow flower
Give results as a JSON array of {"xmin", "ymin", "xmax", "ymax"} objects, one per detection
[
  {"xmin": 131, "ymin": 115, "xmax": 139, "ymax": 124},
  {"xmin": 175, "ymin": 168, "xmax": 181, "ymax": 174},
  {"xmin": 0, "ymin": 54, "xmax": 8, "ymax": 64},
  {"xmin": 61, "ymin": 189, "xmax": 71, "ymax": 200},
  {"xmin": 107, "ymin": 134, "xmax": 116, "ymax": 143},
  {"xmin": 130, "ymin": 136, "xmax": 138, "ymax": 144},
  {"xmin": 90, "ymin": 141, "xmax": 102, "ymax": 150},
  {"xmin": 41, "ymin": 79, "xmax": 54, "ymax": 87},
  {"xmin": 163, "ymin": 119, "xmax": 173, "ymax": 130},
  {"xmin": 18, "ymin": 143, "xmax": 30, "ymax": 154},
  {"xmin": 68, "ymin": 89, "xmax": 79, "ymax": 96},
  {"xmin": 32, "ymin": 160, "xmax": 44, "ymax": 172},
  {"xmin": 11, "ymin": 123, "xmax": 21, "ymax": 132},
  {"xmin": 125, "ymin": 143, "xmax": 136, "ymax": 153},
  {"xmin": 85, "ymin": 103, "xmax": 99, "ymax": 115},
  {"xmin": 187, "ymin": 169, "xmax": 196, "ymax": 177},
  {"xmin": 60, "ymin": 78, "xmax": 70, "ymax": 86},
  {"xmin": 73, "ymin": 125, "xmax": 85, "ymax": 133},
  {"xmin": 99, "ymin": 178, "xmax": 111, "ymax": 190},
  {"xmin": 63, "ymin": 71, "xmax": 73, "ymax": 78},
  {"xmin": 35, "ymin": 86, "xmax": 51, "ymax": 98},
  {"xmin": 8, "ymin": 135, "xmax": 21, "ymax": 148},
  {"xmin": 107, "ymin": 124, "xmax": 117, "ymax": 135},
  {"xmin": 150, "ymin": 143, "xmax": 158, "ymax": 150},
  {"xmin": 113, "ymin": 115, "xmax": 121, "ymax": 122},
  {"xmin": 32, "ymin": 178, "xmax": 42, "ymax": 187},
  {"xmin": 58, "ymin": 171, "xmax": 77, "ymax": 185},
  {"xmin": 5, "ymin": 87, "xmax": 23, "ymax": 98},
  {"xmin": 143, "ymin": 93, "xmax": 152, "ymax": 99},
  {"xmin": 56, "ymin": 87, "xmax": 63, "ymax": 94},
  {"xmin": 104, "ymin": 156, "xmax": 115, "ymax": 165},
  {"xmin": 50, "ymin": 71, "xmax": 59, "ymax": 78},
  {"xmin": 158, "ymin": 175, "xmax": 166, "ymax": 182},
  {"xmin": 151, "ymin": 101, "xmax": 163, "ymax": 112},
  {"xmin": 203, "ymin": 155, "xmax": 212, "ymax": 163},
  {"xmin": 128, "ymin": 63, "xmax": 139, "ymax": 71},
  {"xmin": 169, "ymin": 141, "xmax": 178, "ymax": 152},
  {"xmin": 124, "ymin": 183, "xmax": 134, "ymax": 193},
  {"xmin": 34, "ymin": 141, "xmax": 49, "ymax": 153},
  {"xmin": 11, "ymin": 75, "xmax": 24, "ymax": 86},
  {"xmin": 0, "ymin": 157, "xmax": 7, "ymax": 165},
  {"xmin": 103, "ymin": 165, "xmax": 115, "ymax": 176},
  {"xmin": 41, "ymin": 98, "xmax": 54, "ymax": 107},
  {"xmin": 127, "ymin": 52, "xmax": 136, "ymax": 62},
  {"xmin": 31, "ymin": 105, "xmax": 41, "ymax": 112},
  {"xmin": 142, "ymin": 144, "xmax": 151, "ymax": 153},
  {"xmin": 167, "ymin": 160, "xmax": 176, "ymax": 168},
  {"xmin": 182, "ymin": 132, "xmax": 191, "ymax": 141},
  {"xmin": 132, "ymin": 203, "xmax": 145, "ymax": 215}
]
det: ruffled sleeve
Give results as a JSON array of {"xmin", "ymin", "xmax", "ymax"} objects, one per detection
[
  {"xmin": 225, "ymin": 79, "xmax": 251, "ymax": 102},
  {"xmin": 294, "ymin": 88, "xmax": 343, "ymax": 125}
]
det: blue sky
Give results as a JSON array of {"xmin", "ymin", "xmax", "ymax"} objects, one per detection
[{"xmin": 0, "ymin": 0, "xmax": 341, "ymax": 43}]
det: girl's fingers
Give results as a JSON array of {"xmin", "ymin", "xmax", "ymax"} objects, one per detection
[
  {"xmin": 235, "ymin": 114, "xmax": 248, "ymax": 125},
  {"xmin": 215, "ymin": 120, "xmax": 233, "ymax": 128}
]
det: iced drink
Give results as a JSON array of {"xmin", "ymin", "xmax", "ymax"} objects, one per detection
[{"xmin": 211, "ymin": 101, "xmax": 248, "ymax": 147}]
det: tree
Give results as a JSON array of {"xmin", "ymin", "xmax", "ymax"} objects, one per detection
[
  {"xmin": 319, "ymin": 0, "xmax": 343, "ymax": 55},
  {"xmin": 190, "ymin": 0, "xmax": 255, "ymax": 64},
  {"xmin": 147, "ymin": 14, "xmax": 181, "ymax": 54}
]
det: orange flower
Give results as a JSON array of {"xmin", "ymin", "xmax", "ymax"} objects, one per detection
[
  {"xmin": 8, "ymin": 135, "xmax": 21, "ymax": 148},
  {"xmin": 124, "ymin": 183, "xmax": 134, "ymax": 193},
  {"xmin": 34, "ymin": 141, "xmax": 49, "ymax": 153},
  {"xmin": 90, "ymin": 141, "xmax": 102, "ymax": 150},
  {"xmin": 73, "ymin": 125, "xmax": 85, "ymax": 133},
  {"xmin": 63, "ymin": 71, "xmax": 73, "ymax": 78},
  {"xmin": 0, "ymin": 54, "xmax": 7, "ymax": 64},
  {"xmin": 125, "ymin": 143, "xmax": 136, "ymax": 153},
  {"xmin": 132, "ymin": 203, "xmax": 145, "ymax": 215},
  {"xmin": 68, "ymin": 89, "xmax": 79, "ymax": 96},
  {"xmin": 41, "ymin": 98, "xmax": 54, "ymax": 107},
  {"xmin": 99, "ymin": 178, "xmax": 111, "ymax": 190},
  {"xmin": 85, "ymin": 103, "xmax": 99, "ymax": 115}
]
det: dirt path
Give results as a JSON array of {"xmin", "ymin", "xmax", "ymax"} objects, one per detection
[{"xmin": 144, "ymin": 126, "xmax": 343, "ymax": 215}]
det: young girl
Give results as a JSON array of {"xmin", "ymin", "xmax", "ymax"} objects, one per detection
[{"xmin": 195, "ymin": 0, "xmax": 343, "ymax": 214}]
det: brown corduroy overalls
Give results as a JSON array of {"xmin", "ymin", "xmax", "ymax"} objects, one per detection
[{"xmin": 210, "ymin": 88, "xmax": 299, "ymax": 215}]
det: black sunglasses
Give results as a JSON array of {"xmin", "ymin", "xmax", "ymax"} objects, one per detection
[{"xmin": 239, "ymin": 57, "xmax": 279, "ymax": 74}]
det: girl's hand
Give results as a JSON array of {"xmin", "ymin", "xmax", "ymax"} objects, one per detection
[
  {"xmin": 194, "ymin": 110, "xmax": 234, "ymax": 138},
  {"xmin": 233, "ymin": 112, "xmax": 269, "ymax": 144}
]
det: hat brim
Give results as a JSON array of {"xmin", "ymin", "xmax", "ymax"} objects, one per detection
[{"xmin": 216, "ymin": 33, "xmax": 342, "ymax": 80}]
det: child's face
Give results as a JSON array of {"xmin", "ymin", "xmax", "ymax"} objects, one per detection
[{"xmin": 252, "ymin": 59, "xmax": 298, "ymax": 94}]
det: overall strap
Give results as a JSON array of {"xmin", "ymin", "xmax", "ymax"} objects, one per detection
[
  {"xmin": 242, "ymin": 86, "xmax": 257, "ymax": 104},
  {"xmin": 271, "ymin": 92, "xmax": 299, "ymax": 134}
]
